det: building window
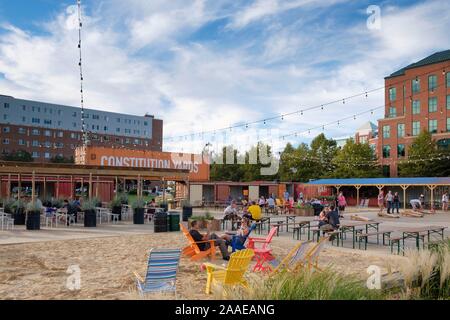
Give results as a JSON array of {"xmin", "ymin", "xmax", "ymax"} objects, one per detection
[
  {"xmin": 32, "ymin": 118, "xmax": 40, "ymax": 124},
  {"xmin": 57, "ymin": 132, "xmax": 64, "ymax": 138},
  {"xmin": 382, "ymin": 125, "xmax": 390, "ymax": 138},
  {"xmin": 22, "ymin": 105, "xmax": 26, "ymax": 111},
  {"xmin": 85, "ymin": 114, "xmax": 89, "ymax": 119},
  {"xmin": 58, "ymin": 110, "xmax": 62, "ymax": 116},
  {"xmin": 117, "ymin": 118, "xmax": 120, "ymax": 123},
  {"xmin": 32, "ymin": 140, "xmax": 39, "ymax": 147},
  {"xmin": 104, "ymin": 126, "xmax": 108, "ymax": 131},
  {"xmin": 397, "ymin": 144, "xmax": 406, "ymax": 157},
  {"xmin": 73, "ymin": 122, "xmax": 77, "ymax": 128},
  {"xmin": 4, "ymin": 103, "xmax": 9, "ymax": 109},
  {"xmin": 389, "ymin": 107, "xmax": 396, "ymax": 118},
  {"xmin": 116, "ymin": 128, "xmax": 120, "ymax": 133},
  {"xmin": 144, "ymin": 121, "xmax": 148, "ymax": 126},
  {"xmin": 412, "ymin": 78, "xmax": 420, "ymax": 94},
  {"xmin": 73, "ymin": 112, "xmax": 77, "ymax": 117},
  {"xmin": 18, "ymin": 128, "xmax": 26, "ymax": 134},
  {"xmin": 3, "ymin": 126, "xmax": 10, "ymax": 133},
  {"xmin": 429, "ymin": 119, "xmax": 438, "ymax": 134},
  {"xmin": 92, "ymin": 114, "xmax": 100, "ymax": 120},
  {"xmin": 412, "ymin": 100, "xmax": 420, "ymax": 114},
  {"xmin": 125, "ymin": 138, "xmax": 130, "ymax": 144},
  {"xmin": 134, "ymin": 139, "xmax": 140, "ymax": 145},
  {"xmin": 22, "ymin": 116, "xmax": 26, "ymax": 122},
  {"xmin": 125, "ymin": 129, "xmax": 131, "ymax": 134},
  {"xmin": 44, "ymin": 141, "xmax": 51, "ymax": 148},
  {"xmin": 70, "ymin": 133, "xmax": 77, "ymax": 139},
  {"xmin": 44, "ymin": 119, "xmax": 52, "ymax": 125},
  {"xmin": 44, "ymin": 152, "xmax": 51, "ymax": 159},
  {"xmin": 397, "ymin": 123, "xmax": 405, "ymax": 138},
  {"xmin": 44, "ymin": 130, "xmax": 51, "ymax": 137},
  {"xmin": 389, "ymin": 87, "xmax": 396, "ymax": 101},
  {"xmin": 428, "ymin": 97, "xmax": 437, "ymax": 112},
  {"xmin": 412, "ymin": 121, "xmax": 420, "ymax": 136},
  {"xmin": 382, "ymin": 145, "xmax": 391, "ymax": 158},
  {"xmin": 32, "ymin": 152, "xmax": 39, "ymax": 158},
  {"xmin": 2, "ymin": 138, "xmax": 9, "ymax": 145},
  {"xmin": 3, "ymin": 114, "xmax": 8, "ymax": 120},
  {"xmin": 447, "ymin": 118, "xmax": 450, "ymax": 132},
  {"xmin": 447, "ymin": 95, "xmax": 450, "ymax": 110},
  {"xmin": 447, "ymin": 72, "xmax": 450, "ymax": 87},
  {"xmin": 18, "ymin": 139, "xmax": 26, "ymax": 146},
  {"xmin": 428, "ymin": 75, "xmax": 437, "ymax": 91},
  {"xmin": 32, "ymin": 129, "xmax": 40, "ymax": 136}
]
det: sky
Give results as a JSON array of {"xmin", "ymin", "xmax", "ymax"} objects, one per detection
[{"xmin": 0, "ymin": 0, "xmax": 449, "ymax": 155}]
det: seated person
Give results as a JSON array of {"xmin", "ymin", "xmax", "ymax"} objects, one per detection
[
  {"xmin": 148, "ymin": 199, "xmax": 156, "ymax": 208},
  {"xmin": 318, "ymin": 205, "xmax": 340, "ymax": 231},
  {"xmin": 248, "ymin": 201, "xmax": 262, "ymax": 221},
  {"xmin": 223, "ymin": 200, "xmax": 239, "ymax": 220},
  {"xmin": 189, "ymin": 220, "xmax": 230, "ymax": 261},
  {"xmin": 232, "ymin": 218, "xmax": 252, "ymax": 247},
  {"xmin": 410, "ymin": 199, "xmax": 422, "ymax": 211}
]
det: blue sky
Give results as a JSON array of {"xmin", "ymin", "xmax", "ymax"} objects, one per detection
[{"xmin": 0, "ymin": 0, "xmax": 449, "ymax": 154}]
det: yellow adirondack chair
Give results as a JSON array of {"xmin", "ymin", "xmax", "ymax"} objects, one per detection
[
  {"xmin": 180, "ymin": 223, "xmax": 217, "ymax": 261},
  {"xmin": 204, "ymin": 249, "xmax": 254, "ymax": 295}
]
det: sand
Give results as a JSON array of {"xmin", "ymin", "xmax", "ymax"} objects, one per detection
[{"xmin": 0, "ymin": 230, "xmax": 408, "ymax": 300}]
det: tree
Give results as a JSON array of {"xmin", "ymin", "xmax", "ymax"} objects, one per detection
[
  {"xmin": 1, "ymin": 150, "xmax": 34, "ymax": 162},
  {"xmin": 330, "ymin": 138, "xmax": 382, "ymax": 178},
  {"xmin": 398, "ymin": 131, "xmax": 450, "ymax": 177},
  {"xmin": 309, "ymin": 133, "xmax": 338, "ymax": 178},
  {"xmin": 50, "ymin": 155, "xmax": 75, "ymax": 164},
  {"xmin": 279, "ymin": 142, "xmax": 319, "ymax": 182}
]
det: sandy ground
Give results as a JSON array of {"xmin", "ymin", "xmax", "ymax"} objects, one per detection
[{"xmin": 0, "ymin": 231, "xmax": 406, "ymax": 300}]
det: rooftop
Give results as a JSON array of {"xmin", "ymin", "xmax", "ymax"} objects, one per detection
[
  {"xmin": 307, "ymin": 177, "xmax": 450, "ymax": 186},
  {"xmin": 385, "ymin": 49, "xmax": 450, "ymax": 79}
]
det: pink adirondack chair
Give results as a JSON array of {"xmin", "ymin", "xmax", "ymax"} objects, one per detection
[{"xmin": 247, "ymin": 227, "xmax": 277, "ymax": 250}]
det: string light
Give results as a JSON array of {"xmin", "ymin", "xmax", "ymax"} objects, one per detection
[{"xmin": 77, "ymin": 0, "xmax": 87, "ymax": 146}]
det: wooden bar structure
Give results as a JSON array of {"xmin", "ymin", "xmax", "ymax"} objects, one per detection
[
  {"xmin": 307, "ymin": 177, "xmax": 450, "ymax": 209},
  {"xmin": 0, "ymin": 160, "xmax": 190, "ymax": 202}
]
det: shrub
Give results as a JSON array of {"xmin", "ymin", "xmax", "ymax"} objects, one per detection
[
  {"xmin": 51, "ymin": 198, "xmax": 64, "ymax": 208},
  {"xmin": 12, "ymin": 199, "xmax": 26, "ymax": 210},
  {"xmin": 110, "ymin": 197, "xmax": 122, "ymax": 208},
  {"xmin": 131, "ymin": 199, "xmax": 145, "ymax": 209},
  {"xmin": 27, "ymin": 200, "xmax": 43, "ymax": 213},
  {"xmin": 81, "ymin": 199, "xmax": 96, "ymax": 211},
  {"xmin": 226, "ymin": 267, "xmax": 385, "ymax": 300},
  {"xmin": 2, "ymin": 198, "xmax": 16, "ymax": 213}
]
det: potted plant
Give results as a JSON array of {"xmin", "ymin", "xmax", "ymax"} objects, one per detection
[
  {"xmin": 295, "ymin": 203, "xmax": 314, "ymax": 216},
  {"xmin": 3, "ymin": 198, "xmax": 15, "ymax": 214},
  {"xmin": 132, "ymin": 199, "xmax": 145, "ymax": 224},
  {"xmin": 81, "ymin": 199, "xmax": 97, "ymax": 227},
  {"xmin": 118, "ymin": 193, "xmax": 128, "ymax": 205},
  {"xmin": 92, "ymin": 197, "xmax": 102, "ymax": 208},
  {"xmin": 26, "ymin": 200, "xmax": 43, "ymax": 230},
  {"xmin": 110, "ymin": 197, "xmax": 123, "ymax": 221},
  {"xmin": 188, "ymin": 215, "xmax": 206, "ymax": 229},
  {"xmin": 12, "ymin": 199, "xmax": 26, "ymax": 225}
]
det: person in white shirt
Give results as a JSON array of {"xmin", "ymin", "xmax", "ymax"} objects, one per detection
[
  {"xmin": 442, "ymin": 192, "xmax": 449, "ymax": 211},
  {"xmin": 224, "ymin": 201, "xmax": 239, "ymax": 220},
  {"xmin": 258, "ymin": 196, "xmax": 266, "ymax": 207},
  {"xmin": 410, "ymin": 199, "xmax": 422, "ymax": 211}
]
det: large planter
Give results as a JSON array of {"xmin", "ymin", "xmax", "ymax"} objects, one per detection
[
  {"xmin": 295, "ymin": 208, "xmax": 314, "ymax": 216},
  {"xmin": 188, "ymin": 218, "xmax": 208, "ymax": 230},
  {"xmin": 26, "ymin": 211, "xmax": 41, "ymax": 230},
  {"xmin": 84, "ymin": 209, "xmax": 97, "ymax": 227},
  {"xmin": 207, "ymin": 219, "xmax": 221, "ymax": 232},
  {"xmin": 112, "ymin": 206, "xmax": 122, "ymax": 221},
  {"xmin": 154, "ymin": 211, "xmax": 168, "ymax": 233},
  {"xmin": 133, "ymin": 208, "xmax": 145, "ymax": 224},
  {"xmin": 14, "ymin": 208, "xmax": 26, "ymax": 225}
]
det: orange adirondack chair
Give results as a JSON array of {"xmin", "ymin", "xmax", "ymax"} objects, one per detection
[{"xmin": 180, "ymin": 223, "xmax": 217, "ymax": 261}]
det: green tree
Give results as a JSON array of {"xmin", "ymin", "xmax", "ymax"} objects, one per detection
[
  {"xmin": 279, "ymin": 142, "xmax": 319, "ymax": 182},
  {"xmin": 309, "ymin": 133, "xmax": 338, "ymax": 178},
  {"xmin": 50, "ymin": 155, "xmax": 74, "ymax": 164},
  {"xmin": 331, "ymin": 138, "xmax": 382, "ymax": 178},
  {"xmin": 398, "ymin": 131, "xmax": 450, "ymax": 177},
  {"xmin": 1, "ymin": 150, "xmax": 34, "ymax": 162}
]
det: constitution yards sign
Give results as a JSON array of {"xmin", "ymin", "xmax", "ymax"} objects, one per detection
[{"xmin": 75, "ymin": 146, "xmax": 210, "ymax": 182}]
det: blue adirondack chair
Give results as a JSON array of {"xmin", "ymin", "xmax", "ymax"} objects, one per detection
[
  {"xmin": 231, "ymin": 223, "xmax": 257, "ymax": 252},
  {"xmin": 133, "ymin": 248, "xmax": 181, "ymax": 296}
]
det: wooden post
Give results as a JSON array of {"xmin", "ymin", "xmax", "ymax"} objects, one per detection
[
  {"xmin": 31, "ymin": 171, "xmax": 36, "ymax": 202},
  {"xmin": 400, "ymin": 185, "xmax": 409, "ymax": 210},
  {"xmin": 115, "ymin": 176, "xmax": 118, "ymax": 195},
  {"xmin": 89, "ymin": 173, "xmax": 93, "ymax": 200},
  {"xmin": 18, "ymin": 173, "xmax": 21, "ymax": 199},
  {"xmin": 43, "ymin": 177, "xmax": 47, "ymax": 199},
  {"xmin": 427, "ymin": 185, "xmax": 436, "ymax": 211},
  {"xmin": 7, "ymin": 174, "xmax": 11, "ymax": 198},
  {"xmin": 137, "ymin": 175, "xmax": 141, "ymax": 200},
  {"xmin": 162, "ymin": 177, "xmax": 166, "ymax": 202},
  {"xmin": 81, "ymin": 177, "xmax": 84, "ymax": 198},
  {"xmin": 56, "ymin": 175, "xmax": 60, "ymax": 199},
  {"xmin": 70, "ymin": 175, "xmax": 74, "ymax": 200},
  {"xmin": 355, "ymin": 185, "xmax": 361, "ymax": 207},
  {"xmin": 96, "ymin": 176, "xmax": 99, "ymax": 198},
  {"xmin": 0, "ymin": 175, "xmax": 2, "ymax": 199}
]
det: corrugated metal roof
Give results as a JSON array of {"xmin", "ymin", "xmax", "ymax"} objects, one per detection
[
  {"xmin": 385, "ymin": 49, "xmax": 450, "ymax": 79},
  {"xmin": 307, "ymin": 177, "xmax": 450, "ymax": 186}
]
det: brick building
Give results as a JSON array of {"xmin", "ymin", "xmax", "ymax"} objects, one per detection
[
  {"xmin": 0, "ymin": 95, "xmax": 163, "ymax": 162},
  {"xmin": 378, "ymin": 50, "xmax": 450, "ymax": 177}
]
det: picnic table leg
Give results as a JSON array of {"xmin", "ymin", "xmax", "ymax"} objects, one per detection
[
  {"xmin": 416, "ymin": 234, "xmax": 420, "ymax": 250},
  {"xmin": 352, "ymin": 227, "xmax": 356, "ymax": 249}
]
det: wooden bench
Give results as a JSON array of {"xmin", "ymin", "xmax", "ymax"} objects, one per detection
[{"xmin": 356, "ymin": 230, "xmax": 394, "ymax": 250}]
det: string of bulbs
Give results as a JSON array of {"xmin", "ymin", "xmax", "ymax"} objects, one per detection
[
  {"xmin": 77, "ymin": 0, "xmax": 87, "ymax": 146},
  {"xmin": 164, "ymin": 63, "xmax": 450, "ymax": 142}
]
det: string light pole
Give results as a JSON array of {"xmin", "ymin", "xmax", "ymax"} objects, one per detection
[{"xmin": 77, "ymin": 0, "xmax": 88, "ymax": 146}]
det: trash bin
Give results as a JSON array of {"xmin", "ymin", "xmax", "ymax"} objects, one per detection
[
  {"xmin": 26, "ymin": 211, "xmax": 41, "ymax": 230},
  {"xmin": 84, "ymin": 210, "xmax": 97, "ymax": 227},
  {"xmin": 160, "ymin": 203, "xmax": 168, "ymax": 212},
  {"xmin": 154, "ymin": 211, "xmax": 168, "ymax": 233},
  {"xmin": 167, "ymin": 211, "xmax": 180, "ymax": 232},
  {"xmin": 182, "ymin": 206, "xmax": 193, "ymax": 222},
  {"xmin": 133, "ymin": 208, "xmax": 145, "ymax": 224}
]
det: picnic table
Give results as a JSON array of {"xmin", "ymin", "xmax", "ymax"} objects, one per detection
[
  {"xmin": 268, "ymin": 215, "xmax": 298, "ymax": 233},
  {"xmin": 400, "ymin": 225, "xmax": 447, "ymax": 250},
  {"xmin": 338, "ymin": 221, "xmax": 381, "ymax": 249}
]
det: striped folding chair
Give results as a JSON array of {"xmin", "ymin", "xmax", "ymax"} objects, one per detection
[{"xmin": 133, "ymin": 248, "xmax": 182, "ymax": 297}]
